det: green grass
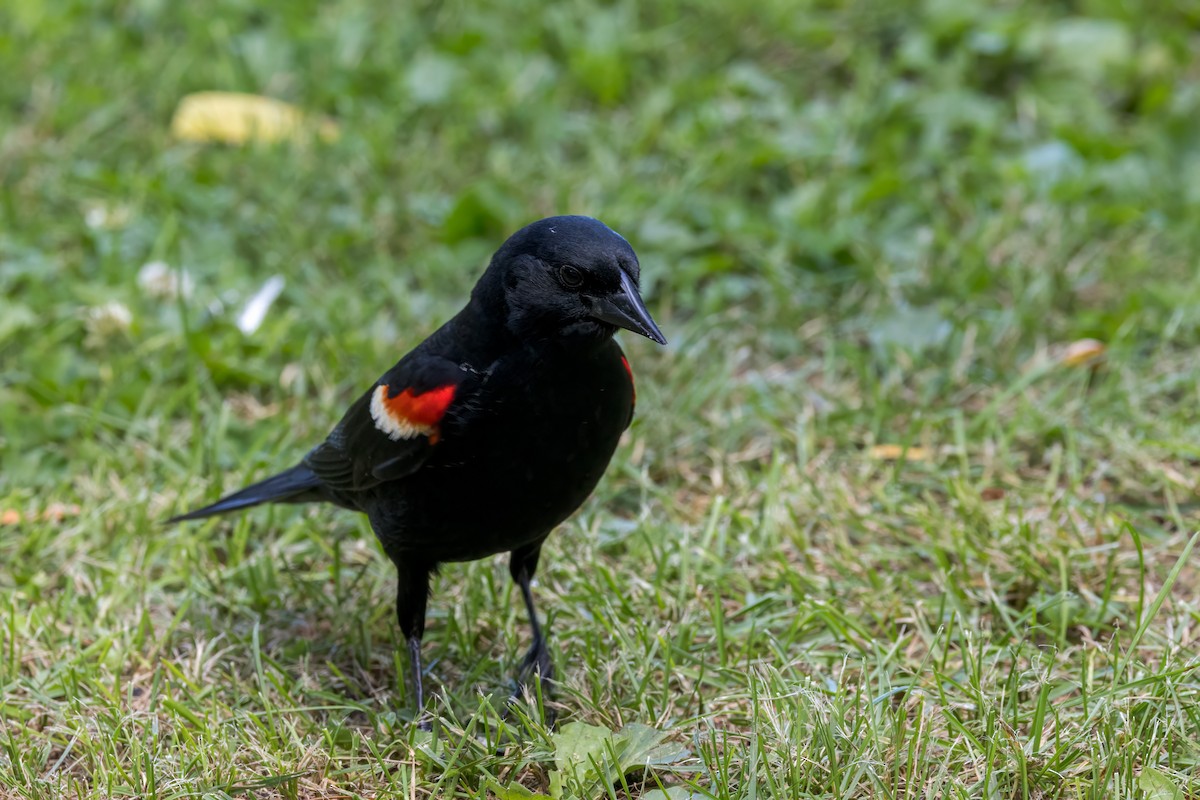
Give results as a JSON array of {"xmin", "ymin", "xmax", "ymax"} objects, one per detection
[{"xmin": 4, "ymin": 0, "xmax": 1200, "ymax": 797}]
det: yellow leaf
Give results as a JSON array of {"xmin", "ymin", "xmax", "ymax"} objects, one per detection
[
  {"xmin": 170, "ymin": 91, "xmax": 340, "ymax": 145},
  {"xmin": 868, "ymin": 444, "xmax": 931, "ymax": 461},
  {"xmin": 1061, "ymin": 338, "xmax": 1105, "ymax": 367}
]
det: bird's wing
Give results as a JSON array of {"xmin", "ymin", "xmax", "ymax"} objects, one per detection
[
  {"xmin": 619, "ymin": 352, "xmax": 636, "ymax": 429},
  {"xmin": 303, "ymin": 355, "xmax": 479, "ymax": 493}
]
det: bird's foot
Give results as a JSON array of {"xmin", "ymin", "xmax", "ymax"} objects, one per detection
[
  {"xmin": 508, "ymin": 642, "xmax": 556, "ymax": 724},
  {"xmin": 515, "ymin": 640, "xmax": 555, "ymax": 691}
]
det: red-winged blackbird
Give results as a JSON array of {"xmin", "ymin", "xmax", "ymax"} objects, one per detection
[{"xmin": 170, "ymin": 215, "xmax": 665, "ymax": 722}]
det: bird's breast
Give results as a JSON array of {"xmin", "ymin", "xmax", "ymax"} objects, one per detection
[{"xmin": 380, "ymin": 342, "xmax": 633, "ymax": 562}]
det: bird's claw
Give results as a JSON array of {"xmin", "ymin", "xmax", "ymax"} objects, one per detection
[
  {"xmin": 509, "ymin": 642, "xmax": 556, "ymax": 723},
  {"xmin": 516, "ymin": 641, "xmax": 554, "ymax": 687}
]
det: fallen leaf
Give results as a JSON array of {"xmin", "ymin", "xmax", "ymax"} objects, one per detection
[
  {"xmin": 0, "ymin": 505, "xmax": 81, "ymax": 525},
  {"xmin": 1061, "ymin": 338, "xmax": 1106, "ymax": 367},
  {"xmin": 225, "ymin": 392, "xmax": 280, "ymax": 422},
  {"xmin": 980, "ymin": 487, "xmax": 1006, "ymax": 501},
  {"xmin": 170, "ymin": 92, "xmax": 340, "ymax": 145},
  {"xmin": 868, "ymin": 444, "xmax": 932, "ymax": 461},
  {"xmin": 42, "ymin": 503, "xmax": 81, "ymax": 523}
]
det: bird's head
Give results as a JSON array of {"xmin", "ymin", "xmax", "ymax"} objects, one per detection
[{"xmin": 475, "ymin": 215, "xmax": 667, "ymax": 346}]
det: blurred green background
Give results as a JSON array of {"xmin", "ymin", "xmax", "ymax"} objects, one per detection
[{"xmin": 3, "ymin": 1, "xmax": 1200, "ymax": 797}]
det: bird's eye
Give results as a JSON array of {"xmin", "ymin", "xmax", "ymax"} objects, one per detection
[{"xmin": 558, "ymin": 264, "xmax": 584, "ymax": 289}]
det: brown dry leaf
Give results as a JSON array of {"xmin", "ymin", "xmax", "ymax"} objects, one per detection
[
  {"xmin": 868, "ymin": 444, "xmax": 932, "ymax": 461},
  {"xmin": 170, "ymin": 91, "xmax": 340, "ymax": 145},
  {"xmin": 42, "ymin": 503, "xmax": 82, "ymax": 523},
  {"xmin": 1, "ymin": 505, "xmax": 82, "ymax": 525},
  {"xmin": 981, "ymin": 487, "xmax": 1007, "ymax": 501},
  {"xmin": 225, "ymin": 392, "xmax": 280, "ymax": 422},
  {"xmin": 1061, "ymin": 338, "xmax": 1106, "ymax": 367}
]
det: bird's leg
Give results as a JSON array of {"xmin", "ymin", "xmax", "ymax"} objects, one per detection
[
  {"xmin": 406, "ymin": 634, "xmax": 425, "ymax": 714},
  {"xmin": 395, "ymin": 561, "xmax": 433, "ymax": 730},
  {"xmin": 516, "ymin": 570, "xmax": 553, "ymax": 683},
  {"xmin": 509, "ymin": 545, "xmax": 554, "ymax": 704}
]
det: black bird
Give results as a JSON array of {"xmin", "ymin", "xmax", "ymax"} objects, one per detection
[{"xmin": 170, "ymin": 215, "xmax": 666, "ymax": 722}]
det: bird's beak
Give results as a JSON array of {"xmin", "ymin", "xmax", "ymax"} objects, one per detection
[{"xmin": 589, "ymin": 270, "xmax": 667, "ymax": 345}]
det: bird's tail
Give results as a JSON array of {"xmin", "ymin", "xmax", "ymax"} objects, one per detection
[{"xmin": 167, "ymin": 464, "xmax": 323, "ymax": 523}]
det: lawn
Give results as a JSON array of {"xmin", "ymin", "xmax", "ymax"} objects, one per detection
[{"xmin": 3, "ymin": 1, "xmax": 1200, "ymax": 797}]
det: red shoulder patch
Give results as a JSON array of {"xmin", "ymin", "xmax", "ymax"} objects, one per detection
[
  {"xmin": 386, "ymin": 384, "xmax": 456, "ymax": 427},
  {"xmin": 620, "ymin": 355, "xmax": 635, "ymax": 405},
  {"xmin": 370, "ymin": 383, "xmax": 457, "ymax": 443}
]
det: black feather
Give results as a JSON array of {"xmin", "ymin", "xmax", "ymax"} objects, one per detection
[{"xmin": 166, "ymin": 465, "xmax": 321, "ymax": 522}]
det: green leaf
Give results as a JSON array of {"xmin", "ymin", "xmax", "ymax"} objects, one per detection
[
  {"xmin": 405, "ymin": 51, "xmax": 462, "ymax": 105},
  {"xmin": 642, "ymin": 789, "xmax": 704, "ymax": 800},
  {"xmin": 0, "ymin": 301, "xmax": 36, "ymax": 345},
  {"xmin": 612, "ymin": 723, "xmax": 689, "ymax": 768},
  {"xmin": 1026, "ymin": 18, "xmax": 1134, "ymax": 81},
  {"xmin": 549, "ymin": 721, "xmax": 689, "ymax": 798},
  {"xmin": 488, "ymin": 780, "xmax": 554, "ymax": 800},
  {"xmin": 552, "ymin": 720, "xmax": 615, "ymax": 775},
  {"xmin": 1138, "ymin": 767, "xmax": 1183, "ymax": 800},
  {"xmin": 441, "ymin": 184, "xmax": 509, "ymax": 244}
]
